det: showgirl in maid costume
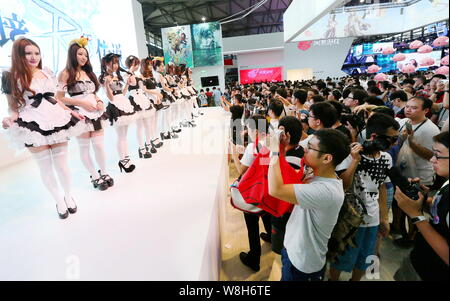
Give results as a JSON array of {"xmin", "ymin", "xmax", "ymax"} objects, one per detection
[
  {"xmin": 139, "ymin": 57, "xmax": 168, "ymax": 144},
  {"xmin": 124, "ymin": 55, "xmax": 160, "ymax": 159},
  {"xmin": 1, "ymin": 38, "xmax": 87, "ymax": 219},
  {"xmin": 152, "ymin": 59, "xmax": 179, "ymax": 140},
  {"xmin": 56, "ymin": 37, "xmax": 114, "ymax": 192},
  {"xmin": 99, "ymin": 53, "xmax": 136, "ymax": 173},
  {"xmin": 165, "ymin": 64, "xmax": 185, "ymax": 131}
]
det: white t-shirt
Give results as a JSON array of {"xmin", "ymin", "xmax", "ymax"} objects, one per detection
[
  {"xmin": 284, "ymin": 176, "xmax": 345, "ymax": 273},
  {"xmin": 240, "ymin": 142, "xmax": 265, "ymax": 167},
  {"xmin": 397, "ymin": 119, "xmax": 440, "ymax": 185},
  {"xmin": 270, "ymin": 119, "xmax": 279, "ymax": 131},
  {"xmin": 338, "ymin": 152, "xmax": 393, "ymax": 227}
]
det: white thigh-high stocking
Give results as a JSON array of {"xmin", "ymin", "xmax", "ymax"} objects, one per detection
[
  {"xmin": 142, "ymin": 116, "xmax": 152, "ymax": 143},
  {"xmin": 149, "ymin": 110, "xmax": 158, "ymax": 140},
  {"xmin": 136, "ymin": 119, "xmax": 146, "ymax": 149},
  {"xmin": 32, "ymin": 149, "xmax": 66, "ymax": 210},
  {"xmin": 115, "ymin": 125, "xmax": 129, "ymax": 160},
  {"xmin": 78, "ymin": 137, "xmax": 99, "ymax": 179},
  {"xmin": 157, "ymin": 109, "xmax": 165, "ymax": 134},
  {"xmin": 165, "ymin": 107, "xmax": 172, "ymax": 133},
  {"xmin": 51, "ymin": 144, "xmax": 76, "ymax": 208},
  {"xmin": 91, "ymin": 134, "xmax": 107, "ymax": 174}
]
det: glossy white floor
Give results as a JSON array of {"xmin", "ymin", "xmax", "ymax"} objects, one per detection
[
  {"xmin": 220, "ymin": 162, "xmax": 412, "ymax": 281},
  {"xmin": 0, "ymin": 107, "xmax": 230, "ymax": 281}
]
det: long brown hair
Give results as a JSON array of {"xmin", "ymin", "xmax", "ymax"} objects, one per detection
[
  {"xmin": 64, "ymin": 43, "xmax": 100, "ymax": 92},
  {"xmin": 10, "ymin": 38, "xmax": 43, "ymax": 109},
  {"xmin": 140, "ymin": 58, "xmax": 153, "ymax": 78}
]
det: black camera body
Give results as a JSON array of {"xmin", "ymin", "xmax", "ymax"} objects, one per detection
[
  {"xmin": 386, "ymin": 167, "xmax": 424, "ymax": 200},
  {"xmin": 341, "ymin": 113, "xmax": 365, "ymax": 133},
  {"xmin": 361, "ymin": 136, "xmax": 392, "ymax": 155}
]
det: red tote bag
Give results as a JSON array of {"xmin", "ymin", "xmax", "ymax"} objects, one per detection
[{"xmin": 237, "ymin": 143, "xmax": 304, "ymax": 217}]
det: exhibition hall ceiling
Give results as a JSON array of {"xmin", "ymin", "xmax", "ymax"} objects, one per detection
[{"xmin": 138, "ymin": 0, "xmax": 293, "ymax": 38}]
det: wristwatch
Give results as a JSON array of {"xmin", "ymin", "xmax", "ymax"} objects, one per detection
[
  {"xmin": 411, "ymin": 216, "xmax": 428, "ymax": 224},
  {"xmin": 271, "ymin": 152, "xmax": 280, "ymax": 157}
]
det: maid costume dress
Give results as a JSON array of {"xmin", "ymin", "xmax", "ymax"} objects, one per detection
[
  {"xmin": 65, "ymin": 80, "xmax": 108, "ymax": 131},
  {"xmin": 105, "ymin": 79, "xmax": 137, "ymax": 126},
  {"xmin": 2, "ymin": 68, "xmax": 88, "ymax": 148},
  {"xmin": 126, "ymin": 76, "xmax": 153, "ymax": 118}
]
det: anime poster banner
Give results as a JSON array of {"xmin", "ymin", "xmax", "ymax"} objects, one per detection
[
  {"xmin": 161, "ymin": 25, "xmax": 194, "ymax": 68},
  {"xmin": 191, "ymin": 22, "xmax": 223, "ymax": 67},
  {"xmin": 294, "ymin": 0, "xmax": 449, "ymax": 42}
]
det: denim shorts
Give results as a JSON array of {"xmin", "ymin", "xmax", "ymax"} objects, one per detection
[
  {"xmin": 281, "ymin": 248, "xmax": 326, "ymax": 281},
  {"xmin": 330, "ymin": 226, "xmax": 379, "ymax": 273}
]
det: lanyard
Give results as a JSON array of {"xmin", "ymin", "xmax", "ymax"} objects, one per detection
[{"xmin": 400, "ymin": 119, "xmax": 427, "ymax": 133}]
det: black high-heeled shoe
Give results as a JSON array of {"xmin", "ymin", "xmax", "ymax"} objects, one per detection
[
  {"xmin": 118, "ymin": 157, "xmax": 136, "ymax": 173},
  {"xmin": 151, "ymin": 138, "xmax": 163, "ymax": 148},
  {"xmin": 145, "ymin": 142, "xmax": 157, "ymax": 154},
  {"xmin": 161, "ymin": 132, "xmax": 171, "ymax": 140},
  {"xmin": 64, "ymin": 196, "xmax": 78, "ymax": 214},
  {"xmin": 56, "ymin": 204, "xmax": 69, "ymax": 219},
  {"xmin": 172, "ymin": 127, "xmax": 182, "ymax": 133},
  {"xmin": 138, "ymin": 147, "xmax": 152, "ymax": 159},
  {"xmin": 91, "ymin": 175, "xmax": 109, "ymax": 191},
  {"xmin": 98, "ymin": 170, "xmax": 114, "ymax": 187}
]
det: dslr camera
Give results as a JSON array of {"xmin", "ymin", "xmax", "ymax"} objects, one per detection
[
  {"xmin": 387, "ymin": 167, "xmax": 425, "ymax": 200},
  {"xmin": 360, "ymin": 135, "xmax": 393, "ymax": 155}
]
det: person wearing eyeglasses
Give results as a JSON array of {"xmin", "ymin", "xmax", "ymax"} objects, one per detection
[
  {"xmin": 267, "ymin": 128, "xmax": 350, "ymax": 281},
  {"xmin": 394, "ymin": 131, "xmax": 449, "ymax": 281},
  {"xmin": 330, "ymin": 113, "xmax": 400, "ymax": 281},
  {"xmin": 394, "ymin": 96, "xmax": 441, "ymax": 248},
  {"xmin": 343, "ymin": 89, "xmax": 368, "ymax": 113},
  {"xmin": 299, "ymin": 102, "xmax": 338, "ymax": 150}
]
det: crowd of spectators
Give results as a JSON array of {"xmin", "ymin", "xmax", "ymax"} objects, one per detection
[{"xmin": 221, "ymin": 71, "xmax": 449, "ymax": 281}]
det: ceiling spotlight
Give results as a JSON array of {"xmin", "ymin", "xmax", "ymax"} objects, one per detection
[{"xmin": 202, "ymin": 17, "xmax": 206, "ymax": 22}]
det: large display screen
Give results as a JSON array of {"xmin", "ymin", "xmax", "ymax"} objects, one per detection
[
  {"xmin": 294, "ymin": 0, "xmax": 449, "ymax": 42},
  {"xmin": 342, "ymin": 46, "xmax": 445, "ymax": 75},
  {"xmin": 240, "ymin": 67, "xmax": 283, "ymax": 84}
]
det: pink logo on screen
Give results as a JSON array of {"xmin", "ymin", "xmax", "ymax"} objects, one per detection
[
  {"xmin": 240, "ymin": 67, "xmax": 282, "ymax": 84},
  {"xmin": 298, "ymin": 41, "xmax": 313, "ymax": 51}
]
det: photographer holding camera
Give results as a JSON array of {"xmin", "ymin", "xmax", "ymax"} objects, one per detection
[
  {"xmin": 394, "ymin": 131, "xmax": 449, "ymax": 281},
  {"xmin": 393, "ymin": 96, "xmax": 441, "ymax": 247},
  {"xmin": 330, "ymin": 113, "xmax": 400, "ymax": 281},
  {"xmin": 268, "ymin": 128, "xmax": 350, "ymax": 281}
]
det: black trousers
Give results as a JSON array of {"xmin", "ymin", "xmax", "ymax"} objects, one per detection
[{"xmin": 243, "ymin": 212, "xmax": 272, "ymax": 264}]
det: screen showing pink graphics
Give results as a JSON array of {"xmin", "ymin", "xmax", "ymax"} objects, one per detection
[{"xmin": 240, "ymin": 67, "xmax": 283, "ymax": 84}]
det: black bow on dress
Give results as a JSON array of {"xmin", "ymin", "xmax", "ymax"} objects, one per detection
[{"xmin": 30, "ymin": 92, "xmax": 57, "ymax": 108}]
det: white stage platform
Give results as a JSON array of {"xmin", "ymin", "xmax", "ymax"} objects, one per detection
[{"xmin": 0, "ymin": 107, "xmax": 230, "ymax": 281}]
